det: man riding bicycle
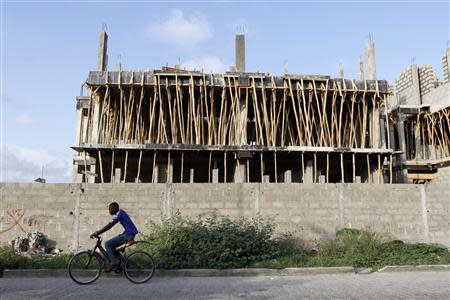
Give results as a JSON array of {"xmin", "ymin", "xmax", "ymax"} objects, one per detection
[{"xmin": 90, "ymin": 202, "xmax": 138, "ymax": 273}]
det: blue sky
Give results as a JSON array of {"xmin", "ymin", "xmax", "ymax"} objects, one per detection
[{"xmin": 1, "ymin": 0, "xmax": 449, "ymax": 182}]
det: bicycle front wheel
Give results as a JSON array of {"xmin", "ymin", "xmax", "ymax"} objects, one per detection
[
  {"xmin": 124, "ymin": 251, "xmax": 155, "ymax": 284},
  {"xmin": 68, "ymin": 251, "xmax": 103, "ymax": 284}
]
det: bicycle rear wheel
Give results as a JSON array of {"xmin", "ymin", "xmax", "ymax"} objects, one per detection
[
  {"xmin": 68, "ymin": 251, "xmax": 103, "ymax": 284},
  {"xmin": 124, "ymin": 251, "xmax": 155, "ymax": 284}
]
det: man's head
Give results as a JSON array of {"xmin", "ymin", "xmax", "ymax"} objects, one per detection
[{"xmin": 108, "ymin": 202, "xmax": 120, "ymax": 215}]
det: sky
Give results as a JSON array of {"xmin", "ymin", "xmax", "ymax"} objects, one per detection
[{"xmin": 1, "ymin": 0, "xmax": 449, "ymax": 182}]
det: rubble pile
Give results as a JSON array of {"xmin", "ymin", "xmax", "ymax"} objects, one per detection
[{"xmin": 11, "ymin": 232, "xmax": 61, "ymax": 256}]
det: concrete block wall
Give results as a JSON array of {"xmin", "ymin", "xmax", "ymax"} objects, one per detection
[
  {"xmin": 421, "ymin": 81, "xmax": 450, "ymax": 110},
  {"xmin": 418, "ymin": 65, "xmax": 439, "ymax": 96},
  {"xmin": 395, "ymin": 67, "xmax": 413, "ymax": 94},
  {"xmin": 1, "ymin": 183, "xmax": 449, "ymax": 252}
]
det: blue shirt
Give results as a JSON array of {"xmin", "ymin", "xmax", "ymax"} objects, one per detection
[{"xmin": 109, "ymin": 210, "xmax": 138, "ymax": 236}]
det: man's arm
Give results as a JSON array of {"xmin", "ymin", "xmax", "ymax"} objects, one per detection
[{"xmin": 90, "ymin": 223, "xmax": 113, "ymax": 238}]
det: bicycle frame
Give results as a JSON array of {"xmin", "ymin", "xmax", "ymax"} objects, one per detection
[{"xmin": 86, "ymin": 237, "xmax": 148, "ymax": 268}]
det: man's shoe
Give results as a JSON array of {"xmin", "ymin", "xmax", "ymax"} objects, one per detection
[
  {"xmin": 105, "ymin": 264, "xmax": 119, "ymax": 273},
  {"xmin": 111, "ymin": 264, "xmax": 122, "ymax": 273}
]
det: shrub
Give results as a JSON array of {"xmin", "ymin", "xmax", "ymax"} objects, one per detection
[
  {"xmin": 141, "ymin": 212, "xmax": 297, "ymax": 269},
  {"xmin": 0, "ymin": 245, "xmax": 70, "ymax": 270}
]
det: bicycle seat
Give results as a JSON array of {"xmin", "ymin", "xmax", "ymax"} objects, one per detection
[{"xmin": 126, "ymin": 239, "xmax": 135, "ymax": 246}]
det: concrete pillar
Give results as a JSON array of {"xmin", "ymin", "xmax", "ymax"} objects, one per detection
[
  {"xmin": 358, "ymin": 59, "xmax": 364, "ymax": 80},
  {"xmin": 88, "ymin": 164, "xmax": 97, "ymax": 183},
  {"xmin": 338, "ymin": 63, "xmax": 344, "ymax": 78},
  {"xmin": 233, "ymin": 160, "xmax": 246, "ymax": 183},
  {"xmin": 303, "ymin": 159, "xmax": 313, "ymax": 183},
  {"xmin": 154, "ymin": 162, "xmax": 167, "ymax": 183},
  {"xmin": 284, "ymin": 170, "xmax": 292, "ymax": 183},
  {"xmin": 90, "ymin": 94, "xmax": 101, "ymax": 144},
  {"xmin": 98, "ymin": 30, "xmax": 108, "ymax": 72},
  {"xmin": 371, "ymin": 106, "xmax": 380, "ymax": 148},
  {"xmin": 396, "ymin": 118, "xmax": 408, "ymax": 182},
  {"xmin": 189, "ymin": 168, "xmax": 194, "ymax": 183},
  {"xmin": 114, "ymin": 168, "xmax": 121, "ymax": 183},
  {"xmin": 388, "ymin": 125, "xmax": 397, "ymax": 150},
  {"xmin": 212, "ymin": 168, "xmax": 219, "ymax": 183},
  {"xmin": 411, "ymin": 64, "xmax": 422, "ymax": 105},
  {"xmin": 365, "ymin": 38, "xmax": 377, "ymax": 80},
  {"xmin": 235, "ymin": 34, "xmax": 245, "ymax": 72},
  {"xmin": 91, "ymin": 30, "xmax": 108, "ymax": 144},
  {"xmin": 263, "ymin": 175, "xmax": 270, "ymax": 183},
  {"xmin": 212, "ymin": 160, "xmax": 219, "ymax": 183},
  {"xmin": 414, "ymin": 125, "xmax": 422, "ymax": 159},
  {"xmin": 237, "ymin": 100, "xmax": 247, "ymax": 144},
  {"xmin": 74, "ymin": 106, "xmax": 83, "ymax": 146},
  {"xmin": 166, "ymin": 157, "xmax": 173, "ymax": 183},
  {"xmin": 380, "ymin": 117, "xmax": 387, "ymax": 149},
  {"xmin": 319, "ymin": 175, "xmax": 326, "ymax": 183}
]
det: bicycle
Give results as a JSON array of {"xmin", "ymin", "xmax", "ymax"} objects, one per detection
[{"xmin": 68, "ymin": 236, "xmax": 155, "ymax": 284}]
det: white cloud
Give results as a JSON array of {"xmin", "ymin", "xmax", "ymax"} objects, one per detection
[
  {"xmin": 181, "ymin": 56, "xmax": 228, "ymax": 73},
  {"xmin": 146, "ymin": 9, "xmax": 213, "ymax": 48},
  {"xmin": 16, "ymin": 113, "xmax": 34, "ymax": 127},
  {"xmin": 1, "ymin": 144, "xmax": 72, "ymax": 183}
]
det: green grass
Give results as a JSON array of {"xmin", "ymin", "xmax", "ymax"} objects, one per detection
[
  {"xmin": 0, "ymin": 246, "xmax": 71, "ymax": 269},
  {"xmin": 1, "ymin": 223, "xmax": 449, "ymax": 271},
  {"xmin": 251, "ymin": 229, "xmax": 450, "ymax": 270}
]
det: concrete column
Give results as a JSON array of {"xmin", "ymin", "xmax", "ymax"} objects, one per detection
[
  {"xmin": 303, "ymin": 159, "xmax": 313, "ymax": 183},
  {"xmin": 97, "ymin": 30, "xmax": 108, "ymax": 72},
  {"xmin": 380, "ymin": 117, "xmax": 387, "ymax": 149},
  {"xmin": 233, "ymin": 160, "xmax": 246, "ymax": 183},
  {"xmin": 411, "ymin": 64, "xmax": 422, "ymax": 105},
  {"xmin": 91, "ymin": 30, "xmax": 108, "ymax": 144},
  {"xmin": 72, "ymin": 166, "xmax": 83, "ymax": 183},
  {"xmin": 284, "ymin": 170, "xmax": 292, "ymax": 183},
  {"xmin": 74, "ymin": 106, "xmax": 83, "ymax": 146},
  {"xmin": 365, "ymin": 39, "xmax": 377, "ymax": 80},
  {"xmin": 166, "ymin": 157, "xmax": 173, "ymax": 183},
  {"xmin": 212, "ymin": 168, "xmax": 219, "ymax": 183},
  {"xmin": 88, "ymin": 164, "xmax": 97, "ymax": 183},
  {"xmin": 235, "ymin": 34, "xmax": 245, "ymax": 72},
  {"xmin": 358, "ymin": 59, "xmax": 364, "ymax": 80},
  {"xmin": 372, "ymin": 106, "xmax": 380, "ymax": 148},
  {"xmin": 153, "ymin": 162, "xmax": 166, "ymax": 183},
  {"xmin": 396, "ymin": 118, "xmax": 408, "ymax": 182},
  {"xmin": 90, "ymin": 94, "xmax": 101, "ymax": 144},
  {"xmin": 237, "ymin": 99, "xmax": 247, "ymax": 144},
  {"xmin": 263, "ymin": 175, "xmax": 270, "ymax": 183},
  {"xmin": 212, "ymin": 160, "xmax": 219, "ymax": 183},
  {"xmin": 414, "ymin": 125, "xmax": 422, "ymax": 159},
  {"xmin": 189, "ymin": 168, "xmax": 195, "ymax": 183},
  {"xmin": 338, "ymin": 63, "xmax": 344, "ymax": 78},
  {"xmin": 114, "ymin": 168, "xmax": 121, "ymax": 183},
  {"xmin": 388, "ymin": 124, "xmax": 397, "ymax": 150}
]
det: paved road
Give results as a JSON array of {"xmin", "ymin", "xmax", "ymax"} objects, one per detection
[{"xmin": 1, "ymin": 272, "xmax": 449, "ymax": 299}]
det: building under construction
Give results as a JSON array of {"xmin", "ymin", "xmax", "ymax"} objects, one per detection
[{"xmin": 72, "ymin": 30, "xmax": 450, "ymax": 184}]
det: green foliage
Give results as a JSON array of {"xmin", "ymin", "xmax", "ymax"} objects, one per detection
[
  {"xmin": 1, "ymin": 224, "xmax": 449, "ymax": 271},
  {"xmin": 0, "ymin": 246, "xmax": 70, "ymax": 270},
  {"xmin": 252, "ymin": 228, "xmax": 450, "ymax": 270},
  {"xmin": 141, "ymin": 212, "xmax": 296, "ymax": 269}
]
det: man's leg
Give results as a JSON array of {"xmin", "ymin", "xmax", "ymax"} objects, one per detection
[{"xmin": 105, "ymin": 234, "xmax": 128, "ymax": 266}]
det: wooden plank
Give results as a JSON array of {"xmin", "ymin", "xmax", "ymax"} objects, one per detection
[
  {"xmin": 136, "ymin": 150, "xmax": 142, "ymax": 183},
  {"xmin": 98, "ymin": 150, "xmax": 104, "ymax": 183}
]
